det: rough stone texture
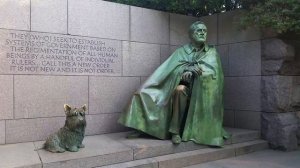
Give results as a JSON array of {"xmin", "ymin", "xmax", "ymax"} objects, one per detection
[
  {"xmin": 261, "ymin": 76, "xmax": 300, "ymax": 112},
  {"xmin": 0, "ymin": 0, "xmax": 30, "ymax": 30},
  {"xmin": 262, "ymin": 112, "xmax": 299, "ymax": 151},
  {"xmin": 279, "ymin": 39, "xmax": 300, "ymax": 75},
  {"xmin": 14, "ymin": 75, "xmax": 88, "ymax": 118},
  {"xmin": 218, "ymin": 10, "xmax": 261, "ymax": 44},
  {"xmin": 0, "ymin": 120, "xmax": 5, "ymax": 144},
  {"xmin": 85, "ymin": 113, "xmax": 128, "ymax": 136},
  {"xmin": 0, "ymin": 142, "xmax": 41, "ymax": 168},
  {"xmin": 31, "ymin": 0, "xmax": 67, "ymax": 34},
  {"xmin": 224, "ymin": 77, "xmax": 261, "ymax": 111},
  {"xmin": 262, "ymin": 38, "xmax": 295, "ymax": 60},
  {"xmin": 223, "ymin": 110, "xmax": 234, "ymax": 127},
  {"xmin": 0, "ymin": 75, "xmax": 13, "ymax": 120},
  {"xmin": 89, "ymin": 76, "xmax": 140, "ymax": 114},
  {"xmin": 69, "ymin": 0, "xmax": 129, "ymax": 40},
  {"xmin": 35, "ymin": 134, "xmax": 133, "ymax": 168},
  {"xmin": 297, "ymin": 112, "xmax": 300, "ymax": 145},
  {"xmin": 131, "ymin": 7, "xmax": 169, "ymax": 44},
  {"xmin": 262, "ymin": 38, "xmax": 296, "ymax": 75},
  {"xmin": 160, "ymin": 45, "xmax": 171, "ymax": 63},
  {"xmin": 292, "ymin": 77, "xmax": 300, "ymax": 111},
  {"xmin": 228, "ymin": 41, "xmax": 261, "ymax": 76},
  {"xmin": 216, "ymin": 45, "xmax": 229, "ymax": 77},
  {"xmin": 6, "ymin": 117, "xmax": 65, "ymax": 143},
  {"xmin": 235, "ymin": 111, "xmax": 261, "ymax": 130},
  {"xmin": 123, "ymin": 42, "xmax": 161, "ymax": 76},
  {"xmin": 262, "ymin": 60, "xmax": 285, "ymax": 75},
  {"xmin": 170, "ymin": 14, "xmax": 198, "ymax": 46}
]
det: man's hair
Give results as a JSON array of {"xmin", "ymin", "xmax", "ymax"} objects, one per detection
[{"xmin": 188, "ymin": 21, "xmax": 206, "ymax": 35}]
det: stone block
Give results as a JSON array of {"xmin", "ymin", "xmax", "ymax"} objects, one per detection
[
  {"xmin": 223, "ymin": 110, "xmax": 234, "ymax": 127},
  {"xmin": 0, "ymin": 142, "xmax": 41, "ymax": 168},
  {"xmin": 0, "ymin": 121, "xmax": 5, "ymax": 144},
  {"xmin": 262, "ymin": 38, "xmax": 297, "ymax": 75},
  {"xmin": 0, "ymin": 75, "xmax": 13, "ymax": 119},
  {"xmin": 107, "ymin": 128, "xmax": 257, "ymax": 160},
  {"xmin": 14, "ymin": 75, "xmax": 88, "ymax": 118},
  {"xmin": 228, "ymin": 128, "xmax": 260, "ymax": 144},
  {"xmin": 199, "ymin": 14, "xmax": 218, "ymax": 45},
  {"xmin": 131, "ymin": 7, "xmax": 169, "ymax": 44},
  {"xmin": 6, "ymin": 117, "xmax": 65, "ymax": 143},
  {"xmin": 262, "ymin": 38, "xmax": 295, "ymax": 60},
  {"xmin": 89, "ymin": 76, "xmax": 140, "ymax": 114},
  {"xmin": 216, "ymin": 45, "xmax": 229, "ymax": 76},
  {"xmin": 123, "ymin": 42, "xmax": 161, "ymax": 76},
  {"xmin": 235, "ymin": 111, "xmax": 261, "ymax": 130},
  {"xmin": 107, "ymin": 132, "xmax": 205, "ymax": 160},
  {"xmin": 85, "ymin": 113, "xmax": 128, "ymax": 136},
  {"xmin": 160, "ymin": 45, "xmax": 171, "ymax": 63},
  {"xmin": 140, "ymin": 76, "xmax": 149, "ymax": 85},
  {"xmin": 234, "ymin": 140, "xmax": 268, "ymax": 156},
  {"xmin": 261, "ymin": 76, "xmax": 295, "ymax": 112},
  {"xmin": 170, "ymin": 14, "xmax": 198, "ymax": 45},
  {"xmin": 262, "ymin": 60, "xmax": 284, "ymax": 75},
  {"xmin": 156, "ymin": 148, "xmax": 235, "ymax": 168},
  {"xmin": 100, "ymin": 159, "xmax": 158, "ymax": 168},
  {"xmin": 0, "ymin": 0, "xmax": 30, "ymax": 30},
  {"xmin": 291, "ymin": 77, "xmax": 300, "ymax": 109},
  {"xmin": 261, "ymin": 112, "xmax": 299, "ymax": 151},
  {"xmin": 228, "ymin": 41, "xmax": 261, "ymax": 76},
  {"xmin": 0, "ymin": 29, "xmax": 122, "ymax": 76},
  {"xmin": 31, "ymin": 0, "xmax": 67, "ymax": 34},
  {"xmin": 224, "ymin": 77, "xmax": 261, "ymax": 111},
  {"xmin": 218, "ymin": 10, "xmax": 261, "ymax": 44},
  {"xmin": 69, "ymin": 0, "xmax": 129, "ymax": 40},
  {"xmin": 35, "ymin": 134, "xmax": 133, "ymax": 168}
]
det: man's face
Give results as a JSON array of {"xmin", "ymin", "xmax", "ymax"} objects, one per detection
[{"xmin": 190, "ymin": 24, "xmax": 207, "ymax": 44}]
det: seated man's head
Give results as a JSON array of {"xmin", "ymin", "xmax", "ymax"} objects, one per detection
[{"xmin": 189, "ymin": 21, "xmax": 207, "ymax": 45}]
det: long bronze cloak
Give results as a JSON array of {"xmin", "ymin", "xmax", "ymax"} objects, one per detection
[{"xmin": 118, "ymin": 44, "xmax": 229, "ymax": 146}]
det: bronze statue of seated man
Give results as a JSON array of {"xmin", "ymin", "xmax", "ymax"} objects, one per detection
[{"xmin": 118, "ymin": 21, "xmax": 230, "ymax": 146}]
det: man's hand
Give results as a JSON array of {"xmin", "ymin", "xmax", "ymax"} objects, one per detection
[
  {"xmin": 181, "ymin": 71, "xmax": 193, "ymax": 82},
  {"xmin": 190, "ymin": 66, "xmax": 203, "ymax": 76}
]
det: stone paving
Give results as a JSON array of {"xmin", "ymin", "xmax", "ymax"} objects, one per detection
[
  {"xmin": 185, "ymin": 149, "xmax": 300, "ymax": 168},
  {"xmin": 0, "ymin": 128, "xmax": 267, "ymax": 168}
]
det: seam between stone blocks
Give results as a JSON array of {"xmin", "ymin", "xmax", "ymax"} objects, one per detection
[{"xmin": 32, "ymin": 142, "xmax": 43, "ymax": 167}]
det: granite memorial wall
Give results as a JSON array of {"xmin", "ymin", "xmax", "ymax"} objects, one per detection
[{"xmin": 0, "ymin": 0, "xmax": 264, "ymax": 144}]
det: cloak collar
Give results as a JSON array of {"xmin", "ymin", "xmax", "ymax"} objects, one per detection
[{"xmin": 183, "ymin": 43, "xmax": 209, "ymax": 54}]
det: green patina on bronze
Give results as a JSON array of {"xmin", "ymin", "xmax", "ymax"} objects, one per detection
[
  {"xmin": 44, "ymin": 104, "xmax": 87, "ymax": 153},
  {"xmin": 119, "ymin": 21, "xmax": 230, "ymax": 146}
]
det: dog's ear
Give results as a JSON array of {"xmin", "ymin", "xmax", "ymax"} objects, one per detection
[
  {"xmin": 64, "ymin": 104, "xmax": 72, "ymax": 113},
  {"xmin": 82, "ymin": 104, "xmax": 87, "ymax": 112}
]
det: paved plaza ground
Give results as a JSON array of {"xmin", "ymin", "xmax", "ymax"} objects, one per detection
[{"xmin": 186, "ymin": 149, "xmax": 300, "ymax": 168}]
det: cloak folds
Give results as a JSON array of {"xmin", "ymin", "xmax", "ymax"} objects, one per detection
[{"xmin": 118, "ymin": 44, "xmax": 230, "ymax": 146}]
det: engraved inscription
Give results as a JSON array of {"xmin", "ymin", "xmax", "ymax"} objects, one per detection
[{"xmin": 0, "ymin": 30, "xmax": 122, "ymax": 75}]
